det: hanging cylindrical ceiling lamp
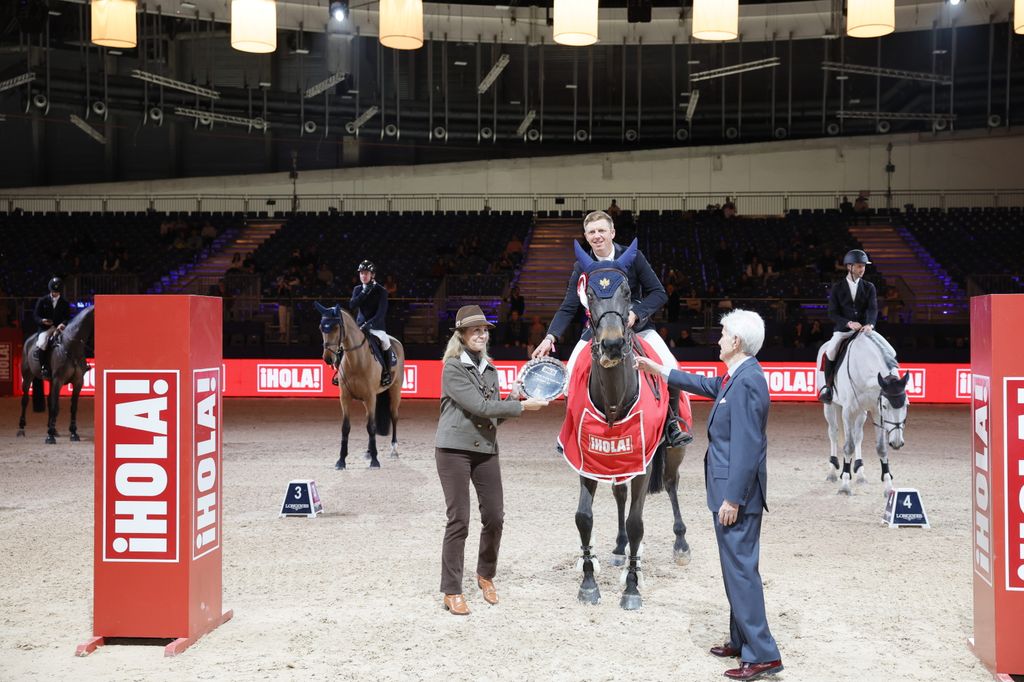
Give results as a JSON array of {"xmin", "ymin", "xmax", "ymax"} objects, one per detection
[
  {"xmin": 847, "ymin": 0, "xmax": 895, "ymax": 38},
  {"xmin": 553, "ymin": 0, "xmax": 599, "ymax": 47},
  {"xmin": 90, "ymin": 0, "xmax": 138, "ymax": 49},
  {"xmin": 379, "ymin": 0, "xmax": 424, "ymax": 50},
  {"xmin": 231, "ymin": 0, "xmax": 277, "ymax": 54},
  {"xmin": 1015, "ymin": 0, "xmax": 1023, "ymax": 35},
  {"xmin": 692, "ymin": 0, "xmax": 737, "ymax": 41}
]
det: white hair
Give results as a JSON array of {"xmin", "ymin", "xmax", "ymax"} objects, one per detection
[{"xmin": 721, "ymin": 309, "xmax": 765, "ymax": 357}]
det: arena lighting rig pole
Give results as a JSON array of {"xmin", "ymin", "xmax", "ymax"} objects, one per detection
[{"xmin": 885, "ymin": 142, "xmax": 894, "ymax": 211}]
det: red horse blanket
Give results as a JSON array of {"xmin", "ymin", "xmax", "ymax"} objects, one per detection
[{"xmin": 558, "ymin": 338, "xmax": 671, "ymax": 484}]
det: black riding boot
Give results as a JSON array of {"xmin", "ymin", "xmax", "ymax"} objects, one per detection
[
  {"xmin": 665, "ymin": 386, "xmax": 693, "ymax": 447},
  {"xmin": 373, "ymin": 339, "xmax": 392, "ymax": 387},
  {"xmin": 818, "ymin": 357, "xmax": 835, "ymax": 404},
  {"xmin": 34, "ymin": 348, "xmax": 50, "ymax": 380}
]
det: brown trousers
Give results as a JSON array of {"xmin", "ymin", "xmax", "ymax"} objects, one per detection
[{"xmin": 435, "ymin": 447, "xmax": 504, "ymax": 595}]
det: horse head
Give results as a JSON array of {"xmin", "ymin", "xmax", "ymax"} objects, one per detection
[
  {"xmin": 315, "ymin": 301, "xmax": 345, "ymax": 366},
  {"xmin": 876, "ymin": 371, "xmax": 909, "ymax": 449},
  {"xmin": 575, "ymin": 238, "xmax": 637, "ymax": 369}
]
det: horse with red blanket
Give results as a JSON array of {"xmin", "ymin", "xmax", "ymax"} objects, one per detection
[{"xmin": 556, "ymin": 239, "xmax": 691, "ymax": 610}]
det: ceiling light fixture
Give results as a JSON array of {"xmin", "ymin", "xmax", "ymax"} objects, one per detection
[
  {"xmin": 330, "ymin": 0, "xmax": 348, "ymax": 22},
  {"xmin": 231, "ymin": 0, "xmax": 278, "ymax": 54},
  {"xmin": 91, "ymin": 0, "xmax": 138, "ymax": 49},
  {"xmin": 379, "ymin": 0, "xmax": 424, "ymax": 50},
  {"xmin": 553, "ymin": 0, "xmax": 598, "ymax": 47},
  {"xmin": 692, "ymin": 0, "xmax": 737, "ymax": 41},
  {"xmin": 847, "ymin": 0, "xmax": 895, "ymax": 38}
]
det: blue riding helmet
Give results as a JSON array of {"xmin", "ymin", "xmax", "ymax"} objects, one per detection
[{"xmin": 843, "ymin": 249, "xmax": 871, "ymax": 265}]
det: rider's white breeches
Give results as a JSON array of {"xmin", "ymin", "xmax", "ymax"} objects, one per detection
[
  {"xmin": 369, "ymin": 328, "xmax": 391, "ymax": 350},
  {"xmin": 35, "ymin": 327, "xmax": 56, "ymax": 350},
  {"xmin": 564, "ymin": 328, "xmax": 676, "ymax": 396},
  {"xmin": 823, "ymin": 330, "xmax": 854, "ymax": 361}
]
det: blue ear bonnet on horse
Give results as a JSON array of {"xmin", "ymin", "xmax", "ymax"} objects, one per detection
[
  {"xmin": 314, "ymin": 301, "xmax": 342, "ymax": 333},
  {"xmin": 574, "ymin": 238, "xmax": 638, "ymax": 299}
]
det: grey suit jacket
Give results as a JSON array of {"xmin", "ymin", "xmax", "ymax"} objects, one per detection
[
  {"xmin": 667, "ymin": 358, "xmax": 770, "ymax": 514},
  {"xmin": 435, "ymin": 352, "xmax": 523, "ymax": 455}
]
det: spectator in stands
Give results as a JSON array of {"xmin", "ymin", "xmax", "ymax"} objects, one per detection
[
  {"xmin": 722, "ymin": 197, "xmax": 737, "ymax": 219},
  {"xmin": 808, "ymin": 319, "xmax": 825, "ymax": 346},
  {"xmin": 186, "ymin": 229, "xmax": 203, "ymax": 252},
  {"xmin": 172, "ymin": 231, "xmax": 188, "ymax": 251},
  {"xmin": 503, "ymin": 310, "xmax": 528, "ymax": 349},
  {"xmin": 665, "ymin": 283, "xmax": 681, "ymax": 323},
  {"xmin": 383, "ymin": 274, "xmax": 398, "ymax": 297},
  {"xmin": 242, "ymin": 252, "xmax": 255, "ymax": 270},
  {"xmin": 839, "ymin": 196, "xmax": 854, "ymax": 216},
  {"xmin": 275, "ymin": 271, "xmax": 299, "ymax": 344},
  {"xmin": 227, "ymin": 253, "xmax": 243, "ymax": 274},
  {"xmin": 606, "ymin": 199, "xmax": 622, "ymax": 219},
  {"xmin": 504, "ymin": 235, "xmax": 524, "ymax": 266},
  {"xmin": 657, "ymin": 326, "xmax": 671, "ymax": 346},
  {"xmin": 33, "ymin": 277, "xmax": 71, "ymax": 379},
  {"xmin": 316, "ymin": 262, "xmax": 335, "ymax": 287},
  {"xmin": 504, "ymin": 286, "xmax": 526, "ymax": 321},
  {"xmin": 853, "ymin": 192, "xmax": 870, "ymax": 224},
  {"xmin": 788, "ymin": 320, "xmax": 807, "ymax": 349},
  {"xmin": 674, "ymin": 329, "xmax": 697, "ymax": 348},
  {"xmin": 102, "ymin": 249, "xmax": 121, "ymax": 273},
  {"xmin": 350, "ymin": 260, "xmax": 394, "ymax": 387},
  {"xmin": 532, "ymin": 210, "xmax": 691, "ymax": 447},
  {"xmin": 883, "ymin": 285, "xmax": 903, "ymax": 322},
  {"xmin": 527, "ymin": 315, "xmax": 546, "ymax": 355},
  {"xmin": 201, "ymin": 221, "xmax": 218, "ymax": 247}
]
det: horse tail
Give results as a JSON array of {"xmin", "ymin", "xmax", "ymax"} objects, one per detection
[
  {"xmin": 375, "ymin": 390, "xmax": 392, "ymax": 436},
  {"xmin": 31, "ymin": 378, "xmax": 46, "ymax": 413},
  {"xmin": 647, "ymin": 443, "xmax": 666, "ymax": 495}
]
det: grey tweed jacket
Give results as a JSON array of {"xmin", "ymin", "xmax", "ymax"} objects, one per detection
[{"xmin": 435, "ymin": 351, "xmax": 523, "ymax": 455}]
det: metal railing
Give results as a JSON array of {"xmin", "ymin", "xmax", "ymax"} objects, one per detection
[{"xmin": 4, "ymin": 189, "xmax": 1023, "ymax": 216}]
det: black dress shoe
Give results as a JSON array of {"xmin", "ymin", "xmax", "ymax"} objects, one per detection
[
  {"xmin": 710, "ymin": 644, "xmax": 741, "ymax": 658},
  {"xmin": 724, "ymin": 660, "xmax": 784, "ymax": 680}
]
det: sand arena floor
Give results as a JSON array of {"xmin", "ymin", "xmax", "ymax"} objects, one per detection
[{"xmin": 0, "ymin": 396, "xmax": 991, "ymax": 682}]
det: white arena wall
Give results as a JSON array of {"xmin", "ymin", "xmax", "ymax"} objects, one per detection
[{"xmin": 3, "ymin": 128, "xmax": 1024, "ymax": 213}]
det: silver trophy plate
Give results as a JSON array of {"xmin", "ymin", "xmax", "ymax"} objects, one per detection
[{"xmin": 519, "ymin": 357, "xmax": 568, "ymax": 400}]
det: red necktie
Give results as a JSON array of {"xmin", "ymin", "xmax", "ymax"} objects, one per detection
[{"xmin": 721, "ymin": 374, "xmax": 731, "ymax": 391}]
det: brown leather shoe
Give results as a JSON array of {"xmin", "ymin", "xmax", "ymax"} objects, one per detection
[
  {"xmin": 477, "ymin": 576, "xmax": 498, "ymax": 605},
  {"xmin": 443, "ymin": 594, "xmax": 470, "ymax": 615},
  {"xmin": 724, "ymin": 660, "xmax": 784, "ymax": 680},
  {"xmin": 710, "ymin": 644, "xmax": 742, "ymax": 659}
]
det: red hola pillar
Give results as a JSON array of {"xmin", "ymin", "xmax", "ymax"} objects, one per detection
[
  {"xmin": 970, "ymin": 294, "xmax": 1024, "ymax": 678},
  {"xmin": 77, "ymin": 295, "xmax": 232, "ymax": 657}
]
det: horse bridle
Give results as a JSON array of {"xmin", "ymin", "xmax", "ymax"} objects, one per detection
[
  {"xmin": 874, "ymin": 392, "xmax": 907, "ymax": 438},
  {"xmin": 586, "ymin": 270, "xmax": 633, "ymax": 359},
  {"xmin": 320, "ymin": 315, "xmax": 367, "ymax": 367}
]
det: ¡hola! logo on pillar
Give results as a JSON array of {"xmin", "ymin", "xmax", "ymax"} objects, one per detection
[
  {"xmin": 973, "ymin": 374, "xmax": 992, "ymax": 586},
  {"xmin": 193, "ymin": 368, "xmax": 221, "ymax": 560},
  {"xmin": 1004, "ymin": 378, "xmax": 1024, "ymax": 591},
  {"xmin": 103, "ymin": 370, "xmax": 179, "ymax": 563}
]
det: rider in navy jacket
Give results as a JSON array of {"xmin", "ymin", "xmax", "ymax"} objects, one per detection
[
  {"xmin": 349, "ymin": 260, "xmax": 392, "ymax": 386},
  {"xmin": 33, "ymin": 277, "xmax": 72, "ymax": 378}
]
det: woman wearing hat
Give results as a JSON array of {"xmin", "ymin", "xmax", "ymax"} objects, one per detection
[{"xmin": 435, "ymin": 304, "xmax": 549, "ymax": 615}]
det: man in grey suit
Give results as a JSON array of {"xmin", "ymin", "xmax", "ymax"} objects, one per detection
[{"xmin": 636, "ymin": 309, "xmax": 783, "ymax": 681}]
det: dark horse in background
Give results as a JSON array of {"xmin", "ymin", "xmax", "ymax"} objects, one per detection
[
  {"xmin": 18, "ymin": 305, "xmax": 94, "ymax": 444},
  {"xmin": 571, "ymin": 240, "xmax": 690, "ymax": 610},
  {"xmin": 315, "ymin": 302, "xmax": 405, "ymax": 469}
]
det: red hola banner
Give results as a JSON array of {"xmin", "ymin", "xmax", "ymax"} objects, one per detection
[
  {"xmin": 102, "ymin": 370, "xmax": 180, "ymax": 563},
  {"xmin": 193, "ymin": 368, "xmax": 221, "ymax": 561},
  {"xmin": 45, "ymin": 359, "xmax": 978, "ymax": 403},
  {"xmin": 974, "ymin": 374, "xmax": 993, "ymax": 587},
  {"xmin": 1004, "ymin": 377, "xmax": 1024, "ymax": 591}
]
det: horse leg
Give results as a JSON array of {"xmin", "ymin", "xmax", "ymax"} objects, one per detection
[
  {"xmin": 18, "ymin": 375, "xmax": 31, "ymax": 436},
  {"xmin": 665, "ymin": 447, "xmax": 690, "ymax": 566},
  {"xmin": 336, "ymin": 396, "xmax": 351, "ymax": 470},
  {"xmin": 575, "ymin": 477, "xmax": 601, "ymax": 605},
  {"xmin": 610, "ymin": 483, "xmax": 628, "ymax": 566},
  {"xmin": 875, "ymin": 420, "xmax": 894, "ymax": 495},
  {"xmin": 619, "ymin": 475, "xmax": 648, "ymax": 611},
  {"xmin": 838, "ymin": 410, "xmax": 867, "ymax": 495},
  {"xmin": 825, "ymin": 403, "xmax": 842, "ymax": 482},
  {"xmin": 364, "ymin": 401, "xmax": 380, "ymax": 469},
  {"xmin": 852, "ymin": 410, "xmax": 867, "ymax": 485},
  {"xmin": 389, "ymin": 382, "xmax": 401, "ymax": 458},
  {"xmin": 45, "ymin": 381, "xmax": 60, "ymax": 444},
  {"xmin": 69, "ymin": 381, "xmax": 82, "ymax": 441}
]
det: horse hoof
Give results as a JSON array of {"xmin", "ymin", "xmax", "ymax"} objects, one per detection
[
  {"xmin": 674, "ymin": 548, "xmax": 692, "ymax": 566},
  {"xmin": 619, "ymin": 593, "xmax": 643, "ymax": 611},
  {"xmin": 837, "ymin": 485, "xmax": 852, "ymax": 496},
  {"xmin": 577, "ymin": 587, "xmax": 601, "ymax": 605},
  {"xmin": 45, "ymin": 436, "xmax": 57, "ymax": 445},
  {"xmin": 363, "ymin": 451, "xmax": 373, "ymax": 461},
  {"xmin": 609, "ymin": 553, "xmax": 626, "ymax": 567},
  {"xmin": 335, "ymin": 460, "xmax": 347, "ymax": 470},
  {"xmin": 826, "ymin": 470, "xmax": 838, "ymax": 482},
  {"xmin": 855, "ymin": 475, "xmax": 868, "ymax": 485},
  {"xmin": 70, "ymin": 433, "xmax": 81, "ymax": 442},
  {"xmin": 368, "ymin": 460, "xmax": 381, "ymax": 469},
  {"xmin": 16, "ymin": 430, "xmax": 25, "ymax": 438},
  {"xmin": 389, "ymin": 449, "xmax": 399, "ymax": 459}
]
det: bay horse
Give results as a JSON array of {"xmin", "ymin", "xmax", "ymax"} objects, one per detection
[
  {"xmin": 17, "ymin": 305, "xmax": 94, "ymax": 444},
  {"xmin": 570, "ymin": 239, "xmax": 689, "ymax": 610},
  {"xmin": 817, "ymin": 331, "xmax": 909, "ymax": 495},
  {"xmin": 315, "ymin": 302, "xmax": 404, "ymax": 469}
]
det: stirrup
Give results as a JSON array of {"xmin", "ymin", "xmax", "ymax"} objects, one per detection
[{"xmin": 665, "ymin": 420, "xmax": 692, "ymax": 447}]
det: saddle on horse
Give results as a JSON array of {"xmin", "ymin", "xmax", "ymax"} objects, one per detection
[
  {"xmin": 366, "ymin": 332, "xmax": 397, "ymax": 387},
  {"xmin": 818, "ymin": 334, "xmax": 857, "ymax": 404}
]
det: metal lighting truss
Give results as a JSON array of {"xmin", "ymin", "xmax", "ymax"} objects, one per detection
[
  {"xmin": 131, "ymin": 70, "xmax": 220, "ymax": 99},
  {"xmin": 516, "ymin": 109, "xmax": 536, "ymax": 137},
  {"xmin": 174, "ymin": 106, "xmax": 268, "ymax": 129},
  {"xmin": 350, "ymin": 105, "xmax": 380, "ymax": 131},
  {"xmin": 70, "ymin": 114, "xmax": 107, "ymax": 144},
  {"xmin": 689, "ymin": 58, "xmax": 780, "ymax": 83},
  {"xmin": 685, "ymin": 90, "xmax": 700, "ymax": 122},
  {"xmin": 836, "ymin": 110, "xmax": 957, "ymax": 122},
  {"xmin": 0, "ymin": 72, "xmax": 36, "ymax": 93},
  {"xmin": 477, "ymin": 54, "xmax": 510, "ymax": 95},
  {"xmin": 304, "ymin": 72, "xmax": 347, "ymax": 99},
  {"xmin": 821, "ymin": 61, "xmax": 952, "ymax": 85}
]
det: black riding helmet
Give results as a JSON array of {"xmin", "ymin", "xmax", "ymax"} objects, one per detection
[
  {"xmin": 357, "ymin": 260, "xmax": 376, "ymax": 274},
  {"xmin": 843, "ymin": 249, "xmax": 871, "ymax": 265},
  {"xmin": 48, "ymin": 276, "xmax": 64, "ymax": 293}
]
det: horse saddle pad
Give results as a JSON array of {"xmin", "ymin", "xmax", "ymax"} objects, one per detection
[{"xmin": 557, "ymin": 338, "xmax": 668, "ymax": 484}]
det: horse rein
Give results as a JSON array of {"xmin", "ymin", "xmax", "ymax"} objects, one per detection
[{"xmin": 321, "ymin": 316, "xmax": 368, "ymax": 366}]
